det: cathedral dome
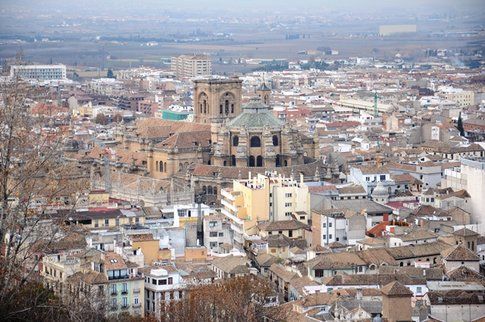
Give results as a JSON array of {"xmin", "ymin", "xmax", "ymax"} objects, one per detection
[{"xmin": 227, "ymin": 97, "xmax": 282, "ymax": 130}]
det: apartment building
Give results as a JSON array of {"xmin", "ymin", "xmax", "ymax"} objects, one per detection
[
  {"xmin": 171, "ymin": 55, "xmax": 212, "ymax": 78},
  {"xmin": 67, "ymin": 252, "xmax": 144, "ymax": 317},
  {"xmin": 10, "ymin": 64, "xmax": 66, "ymax": 80},
  {"xmin": 144, "ymin": 265, "xmax": 186, "ymax": 320},
  {"xmin": 220, "ymin": 172, "xmax": 310, "ymax": 248}
]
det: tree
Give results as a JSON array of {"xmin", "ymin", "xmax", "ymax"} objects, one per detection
[
  {"xmin": 0, "ymin": 79, "xmax": 90, "ymax": 320},
  {"xmin": 107, "ymin": 69, "xmax": 115, "ymax": 78},
  {"xmin": 113, "ymin": 113, "xmax": 123, "ymax": 123},
  {"xmin": 95, "ymin": 113, "xmax": 108, "ymax": 125},
  {"xmin": 159, "ymin": 275, "xmax": 273, "ymax": 322},
  {"xmin": 457, "ymin": 112, "xmax": 465, "ymax": 136}
]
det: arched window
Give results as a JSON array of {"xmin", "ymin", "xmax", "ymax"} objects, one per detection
[
  {"xmin": 248, "ymin": 156, "xmax": 255, "ymax": 167},
  {"xmin": 250, "ymin": 136, "xmax": 261, "ymax": 147},
  {"xmin": 231, "ymin": 155, "xmax": 236, "ymax": 166},
  {"xmin": 284, "ymin": 160, "xmax": 288, "ymax": 167},
  {"xmin": 256, "ymin": 156, "xmax": 263, "ymax": 167},
  {"xmin": 200, "ymin": 103, "xmax": 203, "ymax": 113},
  {"xmin": 272, "ymin": 135, "xmax": 279, "ymax": 146},
  {"xmin": 225, "ymin": 100, "xmax": 229, "ymax": 115},
  {"xmin": 202, "ymin": 186, "xmax": 207, "ymax": 194},
  {"xmin": 220, "ymin": 104, "xmax": 223, "ymax": 114},
  {"xmin": 232, "ymin": 136, "xmax": 239, "ymax": 147},
  {"xmin": 156, "ymin": 161, "xmax": 159, "ymax": 171},
  {"xmin": 231, "ymin": 104, "xmax": 234, "ymax": 113},
  {"xmin": 164, "ymin": 162, "xmax": 167, "ymax": 172},
  {"xmin": 203, "ymin": 100, "xmax": 207, "ymax": 114},
  {"xmin": 275, "ymin": 154, "xmax": 281, "ymax": 167},
  {"xmin": 159, "ymin": 161, "xmax": 163, "ymax": 172},
  {"xmin": 208, "ymin": 186, "xmax": 213, "ymax": 195}
]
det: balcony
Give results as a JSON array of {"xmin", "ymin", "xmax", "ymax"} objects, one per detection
[
  {"xmin": 121, "ymin": 290, "xmax": 128, "ymax": 295},
  {"xmin": 121, "ymin": 305, "xmax": 129, "ymax": 310},
  {"xmin": 221, "ymin": 199, "xmax": 238, "ymax": 213},
  {"xmin": 221, "ymin": 208, "xmax": 243, "ymax": 225},
  {"xmin": 111, "ymin": 291, "xmax": 118, "ymax": 296},
  {"xmin": 221, "ymin": 189, "xmax": 235, "ymax": 201}
]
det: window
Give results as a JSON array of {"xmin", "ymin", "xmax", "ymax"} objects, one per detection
[
  {"xmin": 417, "ymin": 287, "xmax": 422, "ymax": 294},
  {"xmin": 218, "ymin": 232, "xmax": 224, "ymax": 237},
  {"xmin": 232, "ymin": 136, "xmax": 239, "ymax": 146},
  {"xmin": 105, "ymin": 219, "xmax": 109, "ymax": 226},
  {"xmin": 248, "ymin": 156, "xmax": 255, "ymax": 167},
  {"xmin": 210, "ymin": 242, "xmax": 217, "ymax": 248},
  {"xmin": 122, "ymin": 283, "xmax": 127, "ymax": 292},
  {"xmin": 112, "ymin": 298, "xmax": 117, "ymax": 307},
  {"xmin": 210, "ymin": 232, "xmax": 218, "ymax": 237},
  {"xmin": 122, "ymin": 297, "xmax": 128, "ymax": 307},
  {"xmin": 134, "ymin": 297, "xmax": 139, "ymax": 305},
  {"xmin": 111, "ymin": 284, "xmax": 117, "ymax": 294},
  {"xmin": 168, "ymin": 277, "xmax": 173, "ymax": 285},
  {"xmin": 323, "ymin": 234, "xmax": 326, "ymax": 240},
  {"xmin": 256, "ymin": 156, "xmax": 263, "ymax": 167},
  {"xmin": 250, "ymin": 136, "xmax": 261, "ymax": 147},
  {"xmin": 380, "ymin": 175, "xmax": 386, "ymax": 181},
  {"xmin": 285, "ymin": 202, "xmax": 292, "ymax": 207},
  {"xmin": 329, "ymin": 234, "xmax": 333, "ymax": 239},
  {"xmin": 285, "ymin": 193, "xmax": 292, "ymax": 198},
  {"xmin": 272, "ymin": 135, "xmax": 279, "ymax": 146},
  {"xmin": 329, "ymin": 222, "xmax": 332, "ymax": 227},
  {"xmin": 315, "ymin": 269, "xmax": 324, "ymax": 278},
  {"xmin": 323, "ymin": 223, "xmax": 326, "ymax": 228},
  {"xmin": 152, "ymin": 279, "xmax": 156, "ymax": 285}
]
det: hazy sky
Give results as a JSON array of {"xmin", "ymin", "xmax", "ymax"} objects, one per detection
[{"xmin": 2, "ymin": 0, "xmax": 484, "ymax": 16}]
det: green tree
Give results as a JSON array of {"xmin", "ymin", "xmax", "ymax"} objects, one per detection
[{"xmin": 457, "ymin": 112, "xmax": 465, "ymax": 136}]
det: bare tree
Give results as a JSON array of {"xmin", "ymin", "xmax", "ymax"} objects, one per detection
[
  {"xmin": 159, "ymin": 275, "xmax": 273, "ymax": 322},
  {"xmin": 0, "ymin": 79, "xmax": 90, "ymax": 320}
]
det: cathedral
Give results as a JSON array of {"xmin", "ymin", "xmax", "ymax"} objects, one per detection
[
  {"xmin": 189, "ymin": 77, "xmax": 324, "ymax": 204},
  {"xmin": 86, "ymin": 77, "xmax": 330, "ymax": 206}
]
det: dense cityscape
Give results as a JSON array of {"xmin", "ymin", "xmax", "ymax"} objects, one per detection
[{"xmin": 0, "ymin": 0, "xmax": 484, "ymax": 321}]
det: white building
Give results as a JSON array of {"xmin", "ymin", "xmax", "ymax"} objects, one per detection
[
  {"xmin": 442, "ymin": 157, "xmax": 485, "ymax": 233},
  {"xmin": 10, "ymin": 64, "xmax": 66, "ymax": 80},
  {"xmin": 171, "ymin": 55, "xmax": 212, "ymax": 78},
  {"xmin": 144, "ymin": 266, "xmax": 186, "ymax": 320}
]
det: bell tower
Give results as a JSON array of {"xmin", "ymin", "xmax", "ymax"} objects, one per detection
[
  {"xmin": 256, "ymin": 82, "xmax": 271, "ymax": 106},
  {"xmin": 193, "ymin": 77, "xmax": 243, "ymax": 124}
]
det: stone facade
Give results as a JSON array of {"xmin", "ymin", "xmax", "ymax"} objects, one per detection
[
  {"xmin": 193, "ymin": 78, "xmax": 243, "ymax": 124},
  {"xmin": 210, "ymin": 97, "xmax": 307, "ymax": 168}
]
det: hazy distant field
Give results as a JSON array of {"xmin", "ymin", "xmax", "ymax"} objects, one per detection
[{"xmin": 0, "ymin": 33, "xmax": 479, "ymax": 74}]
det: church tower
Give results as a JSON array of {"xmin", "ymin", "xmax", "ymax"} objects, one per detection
[
  {"xmin": 193, "ymin": 77, "xmax": 243, "ymax": 124},
  {"xmin": 256, "ymin": 82, "xmax": 271, "ymax": 106}
]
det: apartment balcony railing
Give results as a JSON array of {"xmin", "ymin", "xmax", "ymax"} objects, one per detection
[
  {"xmin": 121, "ymin": 290, "xmax": 128, "ymax": 295},
  {"xmin": 110, "ymin": 291, "xmax": 118, "ymax": 296}
]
